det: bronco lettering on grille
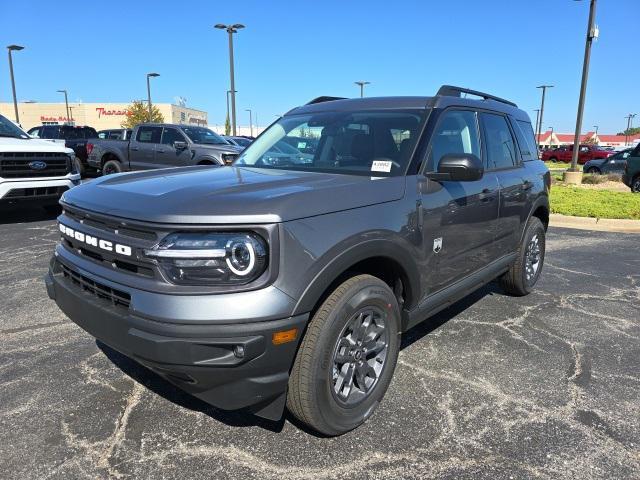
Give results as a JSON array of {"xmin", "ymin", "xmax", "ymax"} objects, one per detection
[{"xmin": 59, "ymin": 223, "xmax": 132, "ymax": 256}]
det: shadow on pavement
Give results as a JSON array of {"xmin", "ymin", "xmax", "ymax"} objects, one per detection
[
  {"xmin": 0, "ymin": 205, "xmax": 61, "ymax": 225},
  {"xmin": 96, "ymin": 282, "xmax": 504, "ymax": 435}
]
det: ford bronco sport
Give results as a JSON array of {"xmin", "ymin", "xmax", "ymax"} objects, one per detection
[{"xmin": 46, "ymin": 86, "xmax": 550, "ymax": 436}]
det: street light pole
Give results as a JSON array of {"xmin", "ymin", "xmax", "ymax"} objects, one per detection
[
  {"xmin": 7, "ymin": 45, "xmax": 24, "ymax": 124},
  {"xmin": 536, "ymin": 85, "xmax": 554, "ymax": 150},
  {"xmin": 549, "ymin": 126, "xmax": 554, "ymax": 149},
  {"xmin": 624, "ymin": 114, "xmax": 636, "ymax": 146},
  {"xmin": 593, "ymin": 124, "xmax": 598, "ymax": 144},
  {"xmin": 146, "ymin": 73, "xmax": 160, "ymax": 122},
  {"xmin": 355, "ymin": 81, "xmax": 370, "ymax": 98},
  {"xmin": 57, "ymin": 90, "xmax": 70, "ymax": 124},
  {"xmin": 569, "ymin": 0, "xmax": 598, "ymax": 175},
  {"xmin": 245, "ymin": 109, "xmax": 253, "ymax": 137},
  {"xmin": 533, "ymin": 109, "xmax": 541, "ymax": 140},
  {"xmin": 215, "ymin": 24, "xmax": 245, "ymax": 136},
  {"xmin": 69, "ymin": 106, "xmax": 74, "ymax": 124}
]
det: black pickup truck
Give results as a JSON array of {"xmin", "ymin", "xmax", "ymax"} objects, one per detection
[{"xmin": 27, "ymin": 125, "xmax": 98, "ymax": 176}]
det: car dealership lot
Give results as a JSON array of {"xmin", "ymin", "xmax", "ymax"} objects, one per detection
[{"xmin": 1, "ymin": 208, "xmax": 639, "ymax": 479}]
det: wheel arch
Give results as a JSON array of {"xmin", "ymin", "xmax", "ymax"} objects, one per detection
[{"xmin": 292, "ymin": 240, "xmax": 421, "ymax": 319}]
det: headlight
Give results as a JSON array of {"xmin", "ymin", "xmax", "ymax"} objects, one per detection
[{"xmin": 144, "ymin": 232, "xmax": 268, "ymax": 285}]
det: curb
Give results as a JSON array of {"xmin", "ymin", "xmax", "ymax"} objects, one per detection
[{"xmin": 549, "ymin": 213, "xmax": 640, "ymax": 234}]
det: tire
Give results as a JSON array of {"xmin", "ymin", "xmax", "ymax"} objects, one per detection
[
  {"xmin": 102, "ymin": 159, "xmax": 123, "ymax": 176},
  {"xmin": 632, "ymin": 176, "xmax": 640, "ymax": 193},
  {"xmin": 499, "ymin": 217, "xmax": 546, "ymax": 296},
  {"xmin": 587, "ymin": 167, "xmax": 600, "ymax": 175},
  {"xmin": 74, "ymin": 158, "xmax": 85, "ymax": 177},
  {"xmin": 287, "ymin": 274, "xmax": 401, "ymax": 436}
]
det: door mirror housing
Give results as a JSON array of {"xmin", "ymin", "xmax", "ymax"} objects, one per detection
[
  {"xmin": 426, "ymin": 153, "xmax": 484, "ymax": 182},
  {"xmin": 173, "ymin": 141, "xmax": 188, "ymax": 150}
]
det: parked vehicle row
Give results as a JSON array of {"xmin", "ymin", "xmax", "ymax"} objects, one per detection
[
  {"xmin": 0, "ymin": 114, "xmax": 80, "ymax": 211},
  {"xmin": 87, "ymin": 124, "xmax": 243, "ymax": 175},
  {"xmin": 27, "ymin": 124, "xmax": 98, "ymax": 176},
  {"xmin": 583, "ymin": 148, "xmax": 632, "ymax": 175},
  {"xmin": 541, "ymin": 144, "xmax": 613, "ymax": 164}
]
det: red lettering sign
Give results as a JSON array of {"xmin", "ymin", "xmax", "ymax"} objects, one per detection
[{"xmin": 95, "ymin": 107, "xmax": 130, "ymax": 118}]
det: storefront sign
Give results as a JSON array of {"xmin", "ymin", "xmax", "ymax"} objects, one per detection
[{"xmin": 95, "ymin": 107, "xmax": 130, "ymax": 118}]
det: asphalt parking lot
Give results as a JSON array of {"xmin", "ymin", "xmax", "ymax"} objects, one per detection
[{"xmin": 1, "ymin": 207, "xmax": 639, "ymax": 480}]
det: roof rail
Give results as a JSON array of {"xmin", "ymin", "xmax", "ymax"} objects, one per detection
[
  {"xmin": 306, "ymin": 96, "xmax": 347, "ymax": 105},
  {"xmin": 436, "ymin": 85, "xmax": 517, "ymax": 108}
]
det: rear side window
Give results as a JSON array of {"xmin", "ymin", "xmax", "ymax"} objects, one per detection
[
  {"xmin": 513, "ymin": 120, "xmax": 538, "ymax": 161},
  {"xmin": 481, "ymin": 113, "xmax": 517, "ymax": 170},
  {"xmin": 136, "ymin": 126, "xmax": 162, "ymax": 143}
]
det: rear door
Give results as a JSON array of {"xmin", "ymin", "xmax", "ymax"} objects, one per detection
[
  {"xmin": 420, "ymin": 108, "xmax": 500, "ymax": 293},
  {"xmin": 129, "ymin": 126, "xmax": 162, "ymax": 170},
  {"xmin": 480, "ymin": 112, "xmax": 529, "ymax": 255},
  {"xmin": 156, "ymin": 127, "xmax": 192, "ymax": 168}
]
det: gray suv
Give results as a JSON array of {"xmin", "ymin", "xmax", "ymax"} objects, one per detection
[{"xmin": 46, "ymin": 86, "xmax": 550, "ymax": 436}]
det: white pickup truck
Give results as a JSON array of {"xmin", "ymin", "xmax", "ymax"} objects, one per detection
[{"xmin": 0, "ymin": 114, "xmax": 80, "ymax": 211}]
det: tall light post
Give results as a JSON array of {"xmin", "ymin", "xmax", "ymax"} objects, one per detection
[
  {"xmin": 245, "ymin": 109, "xmax": 253, "ymax": 137},
  {"xmin": 7, "ymin": 45, "xmax": 24, "ymax": 124},
  {"xmin": 225, "ymin": 89, "xmax": 236, "ymax": 134},
  {"xmin": 215, "ymin": 23, "xmax": 245, "ymax": 136},
  {"xmin": 68, "ymin": 105, "xmax": 74, "ymax": 125},
  {"xmin": 146, "ymin": 72, "xmax": 160, "ymax": 122},
  {"xmin": 593, "ymin": 125, "xmax": 598, "ymax": 144},
  {"xmin": 536, "ymin": 85, "xmax": 554, "ymax": 150},
  {"xmin": 533, "ymin": 109, "xmax": 541, "ymax": 141},
  {"xmin": 624, "ymin": 114, "xmax": 636, "ymax": 146},
  {"xmin": 355, "ymin": 81, "xmax": 370, "ymax": 98},
  {"xmin": 57, "ymin": 89, "xmax": 70, "ymax": 124},
  {"xmin": 568, "ymin": 0, "xmax": 598, "ymax": 178},
  {"xmin": 548, "ymin": 126, "xmax": 554, "ymax": 149}
]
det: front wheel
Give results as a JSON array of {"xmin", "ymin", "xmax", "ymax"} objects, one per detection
[
  {"xmin": 632, "ymin": 176, "xmax": 640, "ymax": 193},
  {"xmin": 287, "ymin": 274, "xmax": 400, "ymax": 436},
  {"xmin": 102, "ymin": 160, "xmax": 123, "ymax": 176},
  {"xmin": 499, "ymin": 217, "xmax": 546, "ymax": 296}
]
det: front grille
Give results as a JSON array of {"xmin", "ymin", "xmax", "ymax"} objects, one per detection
[
  {"xmin": 4, "ymin": 186, "xmax": 68, "ymax": 199},
  {"xmin": 61, "ymin": 263, "xmax": 131, "ymax": 309},
  {"xmin": 0, "ymin": 152, "xmax": 71, "ymax": 178},
  {"xmin": 64, "ymin": 208, "xmax": 158, "ymax": 242},
  {"xmin": 62, "ymin": 238, "xmax": 154, "ymax": 277}
]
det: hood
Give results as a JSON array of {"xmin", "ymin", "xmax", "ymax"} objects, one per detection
[
  {"xmin": 62, "ymin": 166, "xmax": 406, "ymax": 224},
  {"xmin": 195, "ymin": 143, "xmax": 243, "ymax": 154},
  {"xmin": 0, "ymin": 136, "xmax": 74, "ymax": 154}
]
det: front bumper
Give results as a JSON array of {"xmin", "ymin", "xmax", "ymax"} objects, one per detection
[
  {"xmin": 0, "ymin": 176, "xmax": 80, "ymax": 204},
  {"xmin": 45, "ymin": 256, "xmax": 308, "ymax": 420}
]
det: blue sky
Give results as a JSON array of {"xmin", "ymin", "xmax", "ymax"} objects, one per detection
[{"xmin": 1, "ymin": 0, "xmax": 638, "ymax": 133}]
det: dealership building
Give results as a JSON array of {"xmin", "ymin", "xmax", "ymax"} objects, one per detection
[{"xmin": 0, "ymin": 102, "xmax": 208, "ymax": 131}]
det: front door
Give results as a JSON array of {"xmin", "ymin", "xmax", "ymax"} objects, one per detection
[
  {"xmin": 129, "ymin": 126, "xmax": 162, "ymax": 170},
  {"xmin": 156, "ymin": 127, "xmax": 192, "ymax": 168},
  {"xmin": 420, "ymin": 109, "xmax": 500, "ymax": 294}
]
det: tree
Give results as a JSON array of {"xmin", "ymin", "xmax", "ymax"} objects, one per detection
[
  {"xmin": 120, "ymin": 100, "xmax": 164, "ymax": 128},
  {"xmin": 224, "ymin": 113, "xmax": 231, "ymax": 135},
  {"xmin": 616, "ymin": 127, "xmax": 640, "ymax": 136}
]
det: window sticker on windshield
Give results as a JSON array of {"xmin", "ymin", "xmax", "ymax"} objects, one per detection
[{"xmin": 371, "ymin": 160, "xmax": 392, "ymax": 173}]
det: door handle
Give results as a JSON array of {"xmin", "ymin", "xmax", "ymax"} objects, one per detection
[
  {"xmin": 479, "ymin": 188, "xmax": 496, "ymax": 201},
  {"xmin": 130, "ymin": 147, "xmax": 139, "ymax": 151},
  {"xmin": 156, "ymin": 149, "xmax": 165, "ymax": 153}
]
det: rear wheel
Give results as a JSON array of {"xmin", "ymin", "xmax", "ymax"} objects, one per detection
[
  {"xmin": 499, "ymin": 217, "xmax": 546, "ymax": 296},
  {"xmin": 102, "ymin": 159, "xmax": 123, "ymax": 176},
  {"xmin": 287, "ymin": 274, "xmax": 400, "ymax": 436},
  {"xmin": 632, "ymin": 176, "xmax": 640, "ymax": 193}
]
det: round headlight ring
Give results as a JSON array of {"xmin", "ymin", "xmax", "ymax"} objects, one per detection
[{"xmin": 226, "ymin": 237, "xmax": 256, "ymax": 276}]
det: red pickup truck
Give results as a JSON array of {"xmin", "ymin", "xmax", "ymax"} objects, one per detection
[{"xmin": 541, "ymin": 144, "xmax": 613, "ymax": 164}]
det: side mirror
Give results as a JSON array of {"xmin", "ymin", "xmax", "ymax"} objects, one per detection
[
  {"xmin": 426, "ymin": 153, "xmax": 484, "ymax": 182},
  {"xmin": 173, "ymin": 141, "xmax": 187, "ymax": 150}
]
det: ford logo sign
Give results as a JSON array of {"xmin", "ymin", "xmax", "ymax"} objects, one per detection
[{"xmin": 29, "ymin": 161, "xmax": 47, "ymax": 170}]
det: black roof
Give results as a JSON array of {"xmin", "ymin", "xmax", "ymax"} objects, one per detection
[{"xmin": 287, "ymin": 85, "xmax": 529, "ymax": 122}]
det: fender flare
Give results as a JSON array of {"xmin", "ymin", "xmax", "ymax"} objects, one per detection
[
  {"xmin": 291, "ymin": 238, "xmax": 421, "ymax": 316},
  {"xmin": 520, "ymin": 194, "xmax": 550, "ymax": 243},
  {"xmin": 100, "ymin": 150, "xmax": 126, "ymax": 167},
  {"xmin": 196, "ymin": 155, "xmax": 222, "ymax": 166}
]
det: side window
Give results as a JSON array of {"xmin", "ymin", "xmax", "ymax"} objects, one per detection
[
  {"xmin": 161, "ymin": 128, "xmax": 186, "ymax": 145},
  {"xmin": 136, "ymin": 126, "xmax": 162, "ymax": 143},
  {"xmin": 41, "ymin": 126, "xmax": 56, "ymax": 139},
  {"xmin": 428, "ymin": 110, "xmax": 480, "ymax": 169},
  {"xmin": 481, "ymin": 113, "xmax": 517, "ymax": 170},
  {"xmin": 29, "ymin": 127, "xmax": 41, "ymax": 138},
  {"xmin": 98, "ymin": 131, "xmax": 107, "ymax": 139},
  {"xmin": 514, "ymin": 120, "xmax": 538, "ymax": 161}
]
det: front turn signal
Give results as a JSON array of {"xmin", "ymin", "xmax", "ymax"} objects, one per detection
[{"xmin": 272, "ymin": 328, "xmax": 298, "ymax": 345}]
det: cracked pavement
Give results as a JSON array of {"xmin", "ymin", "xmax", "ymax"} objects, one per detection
[{"xmin": 1, "ymin": 207, "xmax": 639, "ymax": 479}]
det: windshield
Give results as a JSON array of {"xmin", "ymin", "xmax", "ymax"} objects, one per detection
[
  {"xmin": 180, "ymin": 126, "xmax": 227, "ymax": 145},
  {"xmin": 235, "ymin": 110, "xmax": 427, "ymax": 176},
  {"xmin": 0, "ymin": 114, "xmax": 29, "ymax": 139}
]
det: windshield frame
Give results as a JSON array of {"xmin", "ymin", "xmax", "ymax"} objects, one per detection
[{"xmin": 234, "ymin": 108, "xmax": 429, "ymax": 177}]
